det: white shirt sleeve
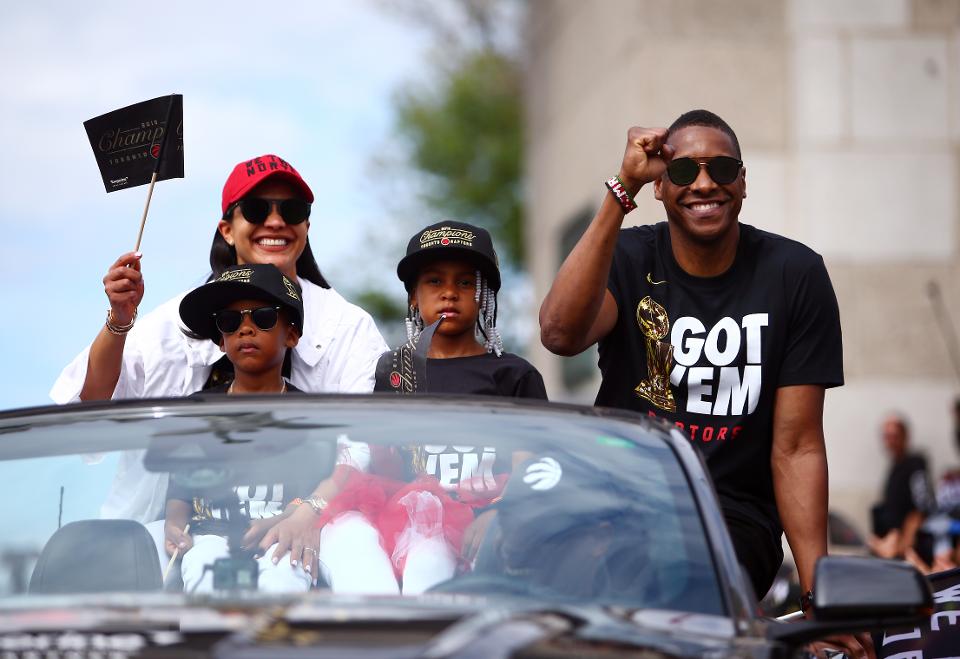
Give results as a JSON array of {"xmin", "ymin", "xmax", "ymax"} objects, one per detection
[
  {"xmin": 50, "ymin": 293, "xmax": 213, "ymax": 403},
  {"xmin": 50, "ymin": 292, "xmax": 216, "ymax": 524},
  {"xmin": 332, "ymin": 307, "xmax": 389, "ymax": 394},
  {"xmin": 49, "ymin": 327, "xmax": 147, "ymax": 404},
  {"xmin": 292, "ymin": 282, "xmax": 388, "ymax": 394}
]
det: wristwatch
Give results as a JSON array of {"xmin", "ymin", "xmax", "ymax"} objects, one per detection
[{"xmin": 292, "ymin": 496, "xmax": 328, "ymax": 514}]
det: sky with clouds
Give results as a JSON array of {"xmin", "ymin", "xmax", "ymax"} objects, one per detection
[{"xmin": 0, "ymin": 2, "xmax": 451, "ymax": 409}]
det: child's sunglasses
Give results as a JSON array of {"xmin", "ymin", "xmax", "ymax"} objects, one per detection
[
  {"xmin": 214, "ymin": 306, "xmax": 281, "ymax": 334},
  {"xmin": 666, "ymin": 156, "xmax": 743, "ymax": 186},
  {"xmin": 224, "ymin": 198, "xmax": 311, "ymax": 225}
]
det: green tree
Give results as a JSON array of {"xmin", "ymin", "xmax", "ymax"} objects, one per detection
[
  {"xmin": 352, "ymin": 0, "xmax": 527, "ymax": 341},
  {"xmin": 394, "ymin": 46, "xmax": 524, "ymax": 267}
]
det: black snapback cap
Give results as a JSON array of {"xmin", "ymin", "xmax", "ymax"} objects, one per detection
[
  {"xmin": 179, "ymin": 264, "xmax": 304, "ymax": 342},
  {"xmin": 396, "ymin": 220, "xmax": 501, "ymax": 292}
]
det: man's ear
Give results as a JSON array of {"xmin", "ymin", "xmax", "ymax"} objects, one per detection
[
  {"xmin": 218, "ymin": 336, "xmax": 226, "ymax": 353},
  {"xmin": 741, "ymin": 167, "xmax": 747, "ymax": 199},
  {"xmin": 408, "ymin": 291, "xmax": 418, "ymax": 310},
  {"xmin": 653, "ymin": 176, "xmax": 663, "ymax": 201},
  {"xmin": 218, "ymin": 219, "xmax": 235, "ymax": 246}
]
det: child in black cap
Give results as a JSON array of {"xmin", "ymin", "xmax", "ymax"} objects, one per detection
[
  {"xmin": 178, "ymin": 262, "xmax": 304, "ymax": 394},
  {"xmin": 166, "ymin": 263, "xmax": 313, "ymax": 592},
  {"xmin": 308, "ymin": 221, "xmax": 546, "ymax": 595},
  {"xmin": 389, "ymin": 219, "xmax": 546, "ymax": 398}
]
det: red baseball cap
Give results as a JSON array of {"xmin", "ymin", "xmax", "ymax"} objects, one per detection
[{"xmin": 221, "ymin": 154, "xmax": 314, "ymax": 216}]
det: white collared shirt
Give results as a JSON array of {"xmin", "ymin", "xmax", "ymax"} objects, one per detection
[{"xmin": 51, "ymin": 278, "xmax": 387, "ymax": 522}]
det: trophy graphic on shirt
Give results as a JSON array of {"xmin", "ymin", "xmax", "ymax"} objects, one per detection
[{"xmin": 634, "ymin": 296, "xmax": 676, "ymax": 412}]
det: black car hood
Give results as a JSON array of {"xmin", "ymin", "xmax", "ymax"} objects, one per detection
[{"xmin": 0, "ymin": 592, "xmax": 739, "ymax": 658}]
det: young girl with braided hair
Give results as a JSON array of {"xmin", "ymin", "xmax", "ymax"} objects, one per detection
[
  {"xmin": 313, "ymin": 220, "xmax": 546, "ymax": 595},
  {"xmin": 393, "ymin": 220, "xmax": 542, "ymax": 393}
]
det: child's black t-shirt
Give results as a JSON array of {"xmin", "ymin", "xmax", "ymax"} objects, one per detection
[
  {"xmin": 416, "ymin": 352, "xmax": 546, "ymax": 493},
  {"xmin": 425, "ymin": 352, "xmax": 547, "ymax": 400},
  {"xmin": 173, "ymin": 380, "xmax": 307, "ymax": 533},
  {"xmin": 377, "ymin": 352, "xmax": 546, "ymax": 495},
  {"xmin": 596, "ymin": 221, "xmax": 843, "ymax": 542}
]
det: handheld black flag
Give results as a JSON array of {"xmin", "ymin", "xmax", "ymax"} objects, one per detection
[{"xmin": 83, "ymin": 94, "xmax": 184, "ymax": 250}]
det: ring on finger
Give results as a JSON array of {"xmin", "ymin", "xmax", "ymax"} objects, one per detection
[{"xmin": 303, "ymin": 547, "xmax": 317, "ymax": 555}]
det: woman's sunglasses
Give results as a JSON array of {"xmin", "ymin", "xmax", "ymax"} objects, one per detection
[
  {"xmin": 214, "ymin": 306, "xmax": 281, "ymax": 334},
  {"xmin": 666, "ymin": 156, "xmax": 743, "ymax": 186},
  {"xmin": 224, "ymin": 198, "xmax": 311, "ymax": 225}
]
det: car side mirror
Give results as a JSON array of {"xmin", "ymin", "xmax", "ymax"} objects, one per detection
[
  {"xmin": 813, "ymin": 555, "xmax": 932, "ymax": 621},
  {"xmin": 767, "ymin": 556, "xmax": 933, "ymax": 647}
]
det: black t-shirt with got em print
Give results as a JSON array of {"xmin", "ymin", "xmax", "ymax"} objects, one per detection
[{"xmin": 596, "ymin": 222, "xmax": 843, "ymax": 542}]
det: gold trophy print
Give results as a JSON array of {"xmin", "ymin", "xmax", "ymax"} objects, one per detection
[{"xmin": 634, "ymin": 296, "xmax": 676, "ymax": 412}]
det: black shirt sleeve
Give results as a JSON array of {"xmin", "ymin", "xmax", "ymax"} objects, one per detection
[
  {"xmin": 778, "ymin": 253, "xmax": 844, "ymax": 388},
  {"xmin": 514, "ymin": 367, "xmax": 548, "ymax": 400}
]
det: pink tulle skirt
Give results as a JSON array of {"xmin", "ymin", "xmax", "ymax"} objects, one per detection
[{"xmin": 316, "ymin": 464, "xmax": 505, "ymax": 577}]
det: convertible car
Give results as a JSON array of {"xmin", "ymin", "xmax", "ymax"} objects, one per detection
[{"xmin": 0, "ymin": 395, "xmax": 932, "ymax": 657}]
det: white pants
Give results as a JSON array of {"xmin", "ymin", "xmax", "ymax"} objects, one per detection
[
  {"xmin": 317, "ymin": 512, "xmax": 456, "ymax": 595},
  {"xmin": 180, "ymin": 534, "xmax": 311, "ymax": 593}
]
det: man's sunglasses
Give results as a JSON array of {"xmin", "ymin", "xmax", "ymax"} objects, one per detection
[
  {"xmin": 224, "ymin": 198, "xmax": 311, "ymax": 225},
  {"xmin": 214, "ymin": 306, "xmax": 281, "ymax": 334},
  {"xmin": 666, "ymin": 156, "xmax": 743, "ymax": 186}
]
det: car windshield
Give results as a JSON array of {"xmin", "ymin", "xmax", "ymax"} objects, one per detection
[{"xmin": 0, "ymin": 397, "xmax": 723, "ymax": 615}]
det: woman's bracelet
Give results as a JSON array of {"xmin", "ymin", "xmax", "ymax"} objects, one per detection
[
  {"xmin": 105, "ymin": 309, "xmax": 137, "ymax": 335},
  {"xmin": 291, "ymin": 496, "xmax": 328, "ymax": 514}
]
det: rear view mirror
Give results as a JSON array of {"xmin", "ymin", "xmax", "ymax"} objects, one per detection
[{"xmin": 142, "ymin": 412, "xmax": 339, "ymax": 495}]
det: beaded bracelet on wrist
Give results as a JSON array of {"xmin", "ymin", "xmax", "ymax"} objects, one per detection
[{"xmin": 605, "ymin": 175, "xmax": 637, "ymax": 213}]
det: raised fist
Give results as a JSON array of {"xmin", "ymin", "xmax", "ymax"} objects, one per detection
[{"xmin": 618, "ymin": 126, "xmax": 674, "ymax": 193}]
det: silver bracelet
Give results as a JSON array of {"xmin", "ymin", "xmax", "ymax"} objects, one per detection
[{"xmin": 105, "ymin": 309, "xmax": 137, "ymax": 335}]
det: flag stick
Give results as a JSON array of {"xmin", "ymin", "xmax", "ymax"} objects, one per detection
[
  {"xmin": 133, "ymin": 173, "xmax": 157, "ymax": 253},
  {"xmin": 162, "ymin": 522, "xmax": 190, "ymax": 583},
  {"xmin": 133, "ymin": 94, "xmax": 177, "ymax": 252}
]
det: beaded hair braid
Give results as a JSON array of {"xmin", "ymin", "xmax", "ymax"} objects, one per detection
[
  {"xmin": 475, "ymin": 269, "xmax": 503, "ymax": 356},
  {"xmin": 404, "ymin": 304, "xmax": 424, "ymax": 343}
]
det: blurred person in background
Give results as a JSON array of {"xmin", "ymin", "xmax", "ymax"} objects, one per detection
[
  {"xmin": 869, "ymin": 414, "xmax": 933, "ymax": 561},
  {"xmin": 903, "ymin": 399, "xmax": 960, "ymax": 574}
]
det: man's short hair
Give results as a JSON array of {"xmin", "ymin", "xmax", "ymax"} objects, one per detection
[
  {"xmin": 668, "ymin": 109, "xmax": 742, "ymax": 159},
  {"xmin": 883, "ymin": 413, "xmax": 911, "ymax": 439}
]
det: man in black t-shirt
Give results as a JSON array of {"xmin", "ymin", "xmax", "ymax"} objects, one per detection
[{"xmin": 539, "ymin": 110, "xmax": 843, "ymax": 606}]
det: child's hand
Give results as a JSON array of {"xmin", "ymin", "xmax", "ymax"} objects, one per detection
[
  {"xmin": 462, "ymin": 509, "xmax": 498, "ymax": 565},
  {"xmin": 241, "ymin": 517, "xmax": 282, "ymax": 549},
  {"xmin": 163, "ymin": 520, "xmax": 192, "ymax": 557}
]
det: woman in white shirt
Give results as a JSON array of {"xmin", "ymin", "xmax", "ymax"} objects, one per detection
[{"xmin": 51, "ymin": 154, "xmax": 386, "ymax": 568}]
